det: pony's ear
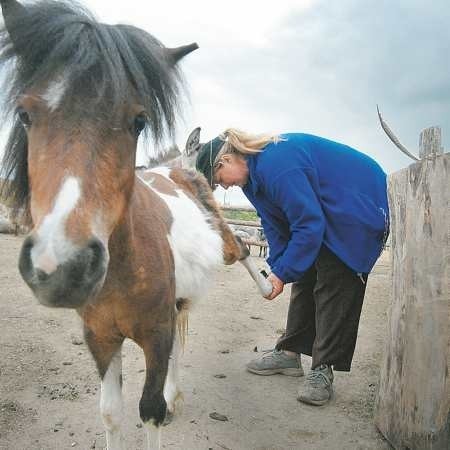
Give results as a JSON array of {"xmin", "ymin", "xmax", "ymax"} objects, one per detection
[
  {"xmin": 185, "ymin": 127, "xmax": 201, "ymax": 156},
  {"xmin": 166, "ymin": 43, "xmax": 199, "ymax": 64},
  {"xmin": 0, "ymin": 0, "xmax": 29, "ymax": 47}
]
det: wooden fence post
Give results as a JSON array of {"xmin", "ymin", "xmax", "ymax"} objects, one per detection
[
  {"xmin": 419, "ymin": 127, "xmax": 443, "ymax": 159},
  {"xmin": 375, "ymin": 128, "xmax": 449, "ymax": 449}
]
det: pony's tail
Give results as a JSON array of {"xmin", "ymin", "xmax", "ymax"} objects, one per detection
[{"xmin": 175, "ymin": 298, "xmax": 190, "ymax": 349}]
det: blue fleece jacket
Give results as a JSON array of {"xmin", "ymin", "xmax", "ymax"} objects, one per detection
[{"xmin": 242, "ymin": 133, "xmax": 389, "ymax": 283}]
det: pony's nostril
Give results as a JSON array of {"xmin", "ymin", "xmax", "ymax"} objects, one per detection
[
  {"xmin": 18, "ymin": 235, "xmax": 35, "ymax": 282},
  {"xmin": 22, "ymin": 236, "xmax": 35, "ymax": 250},
  {"xmin": 35, "ymin": 268, "xmax": 50, "ymax": 282},
  {"xmin": 86, "ymin": 239, "xmax": 106, "ymax": 278}
]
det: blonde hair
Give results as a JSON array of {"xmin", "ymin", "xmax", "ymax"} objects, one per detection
[{"xmin": 215, "ymin": 128, "xmax": 283, "ymax": 162}]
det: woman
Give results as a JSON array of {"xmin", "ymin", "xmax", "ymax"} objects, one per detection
[{"xmin": 195, "ymin": 129, "xmax": 389, "ymax": 406}]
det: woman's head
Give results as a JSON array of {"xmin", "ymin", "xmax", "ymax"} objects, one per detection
[{"xmin": 195, "ymin": 128, "xmax": 281, "ymax": 189}]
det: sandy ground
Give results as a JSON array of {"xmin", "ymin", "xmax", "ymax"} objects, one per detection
[{"xmin": 0, "ymin": 234, "xmax": 391, "ymax": 450}]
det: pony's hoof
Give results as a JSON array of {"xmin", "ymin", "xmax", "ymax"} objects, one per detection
[{"xmin": 163, "ymin": 410, "xmax": 174, "ymax": 426}]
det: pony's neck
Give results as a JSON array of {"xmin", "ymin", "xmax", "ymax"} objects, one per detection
[{"xmin": 108, "ymin": 177, "xmax": 140, "ymax": 266}]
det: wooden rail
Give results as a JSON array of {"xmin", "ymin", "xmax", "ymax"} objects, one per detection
[
  {"xmin": 225, "ymin": 218, "xmax": 261, "ymax": 228},
  {"xmin": 240, "ymin": 238, "xmax": 268, "ymax": 248},
  {"xmin": 241, "ymin": 238, "xmax": 268, "ymax": 257}
]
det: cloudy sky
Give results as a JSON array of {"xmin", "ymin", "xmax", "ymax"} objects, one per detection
[{"xmin": 1, "ymin": 0, "xmax": 449, "ymax": 204}]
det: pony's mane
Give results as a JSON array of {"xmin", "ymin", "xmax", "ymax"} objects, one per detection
[{"xmin": 0, "ymin": 0, "xmax": 185, "ymax": 215}]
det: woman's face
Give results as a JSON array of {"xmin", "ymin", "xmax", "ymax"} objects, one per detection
[{"xmin": 213, "ymin": 154, "xmax": 249, "ymax": 190}]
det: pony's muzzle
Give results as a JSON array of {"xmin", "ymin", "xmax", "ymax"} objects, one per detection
[{"xmin": 19, "ymin": 236, "xmax": 108, "ymax": 308}]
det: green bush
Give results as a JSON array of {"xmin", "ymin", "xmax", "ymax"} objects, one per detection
[{"xmin": 222, "ymin": 209, "xmax": 258, "ymax": 221}]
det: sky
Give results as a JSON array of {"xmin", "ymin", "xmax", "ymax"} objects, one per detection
[{"xmin": 1, "ymin": 0, "xmax": 449, "ymax": 205}]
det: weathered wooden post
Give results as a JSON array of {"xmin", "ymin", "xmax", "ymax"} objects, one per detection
[
  {"xmin": 375, "ymin": 123, "xmax": 449, "ymax": 449},
  {"xmin": 419, "ymin": 126, "xmax": 443, "ymax": 159}
]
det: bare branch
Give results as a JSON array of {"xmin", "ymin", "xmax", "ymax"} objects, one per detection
[{"xmin": 377, "ymin": 105, "xmax": 419, "ymax": 161}]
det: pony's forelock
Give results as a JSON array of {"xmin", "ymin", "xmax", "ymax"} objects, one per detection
[
  {"xmin": 0, "ymin": 0, "xmax": 184, "ymax": 142},
  {"xmin": 0, "ymin": 0, "xmax": 187, "ymax": 213}
]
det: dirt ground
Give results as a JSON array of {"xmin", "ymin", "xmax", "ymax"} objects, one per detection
[{"xmin": 0, "ymin": 234, "xmax": 392, "ymax": 450}]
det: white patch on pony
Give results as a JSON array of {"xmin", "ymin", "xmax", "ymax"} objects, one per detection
[
  {"xmin": 166, "ymin": 189, "xmax": 222, "ymax": 300},
  {"xmin": 31, "ymin": 177, "xmax": 80, "ymax": 274},
  {"xmin": 143, "ymin": 179, "xmax": 222, "ymax": 300},
  {"xmin": 100, "ymin": 351, "xmax": 124, "ymax": 450},
  {"xmin": 164, "ymin": 330, "xmax": 181, "ymax": 414},
  {"xmin": 42, "ymin": 76, "xmax": 67, "ymax": 111},
  {"xmin": 147, "ymin": 166, "xmax": 172, "ymax": 180},
  {"xmin": 145, "ymin": 422, "xmax": 161, "ymax": 450}
]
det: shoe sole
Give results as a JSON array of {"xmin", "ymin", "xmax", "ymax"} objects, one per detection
[
  {"xmin": 297, "ymin": 390, "xmax": 333, "ymax": 406},
  {"xmin": 297, "ymin": 395, "xmax": 330, "ymax": 406},
  {"xmin": 246, "ymin": 367, "xmax": 304, "ymax": 377}
]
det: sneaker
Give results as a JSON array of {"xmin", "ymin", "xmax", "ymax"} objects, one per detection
[
  {"xmin": 297, "ymin": 364, "xmax": 333, "ymax": 406},
  {"xmin": 246, "ymin": 349, "xmax": 304, "ymax": 376}
]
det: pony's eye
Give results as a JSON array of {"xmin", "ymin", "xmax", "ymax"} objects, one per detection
[
  {"xmin": 132, "ymin": 113, "xmax": 147, "ymax": 138},
  {"xmin": 17, "ymin": 107, "xmax": 32, "ymax": 128}
]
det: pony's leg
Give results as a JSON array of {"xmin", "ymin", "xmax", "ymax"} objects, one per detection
[
  {"xmin": 100, "ymin": 349, "xmax": 124, "ymax": 450},
  {"xmin": 84, "ymin": 328, "xmax": 124, "ymax": 450},
  {"xmin": 163, "ymin": 325, "xmax": 182, "ymax": 423},
  {"xmin": 146, "ymin": 426, "xmax": 161, "ymax": 450},
  {"xmin": 138, "ymin": 334, "xmax": 173, "ymax": 450},
  {"xmin": 222, "ymin": 233, "xmax": 272, "ymax": 296},
  {"xmin": 239, "ymin": 256, "xmax": 273, "ymax": 297}
]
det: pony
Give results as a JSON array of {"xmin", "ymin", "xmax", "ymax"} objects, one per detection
[
  {"xmin": 0, "ymin": 1, "xmax": 270, "ymax": 449},
  {"xmin": 146, "ymin": 126, "xmax": 201, "ymax": 170},
  {"xmin": 170, "ymin": 127, "xmax": 270, "ymax": 258}
]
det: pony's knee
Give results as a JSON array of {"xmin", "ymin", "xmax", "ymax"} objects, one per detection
[
  {"xmin": 164, "ymin": 376, "xmax": 182, "ymax": 413},
  {"xmin": 100, "ymin": 397, "xmax": 123, "ymax": 431},
  {"xmin": 139, "ymin": 392, "xmax": 167, "ymax": 427},
  {"xmin": 100, "ymin": 352, "xmax": 123, "ymax": 431},
  {"xmin": 221, "ymin": 232, "xmax": 249, "ymax": 265},
  {"xmin": 233, "ymin": 235, "xmax": 250, "ymax": 259},
  {"xmin": 100, "ymin": 396, "xmax": 125, "ymax": 450}
]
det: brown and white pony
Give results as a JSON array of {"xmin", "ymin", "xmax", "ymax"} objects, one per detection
[
  {"xmin": 147, "ymin": 126, "xmax": 271, "ymax": 290},
  {"xmin": 0, "ymin": 1, "xmax": 270, "ymax": 449}
]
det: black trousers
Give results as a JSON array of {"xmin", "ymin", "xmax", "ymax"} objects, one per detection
[{"xmin": 275, "ymin": 246, "xmax": 367, "ymax": 372}]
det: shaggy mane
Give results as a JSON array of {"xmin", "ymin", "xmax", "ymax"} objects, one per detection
[{"xmin": 0, "ymin": 0, "xmax": 185, "ymax": 216}]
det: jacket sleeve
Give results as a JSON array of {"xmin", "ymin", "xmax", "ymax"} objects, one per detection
[{"xmin": 265, "ymin": 167, "xmax": 325, "ymax": 283}]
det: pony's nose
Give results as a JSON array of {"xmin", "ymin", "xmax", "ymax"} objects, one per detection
[
  {"xmin": 19, "ymin": 236, "xmax": 107, "ymax": 308},
  {"xmin": 65, "ymin": 238, "xmax": 106, "ymax": 284}
]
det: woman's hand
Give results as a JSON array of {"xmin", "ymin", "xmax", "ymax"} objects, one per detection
[{"xmin": 264, "ymin": 272, "xmax": 284, "ymax": 300}]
